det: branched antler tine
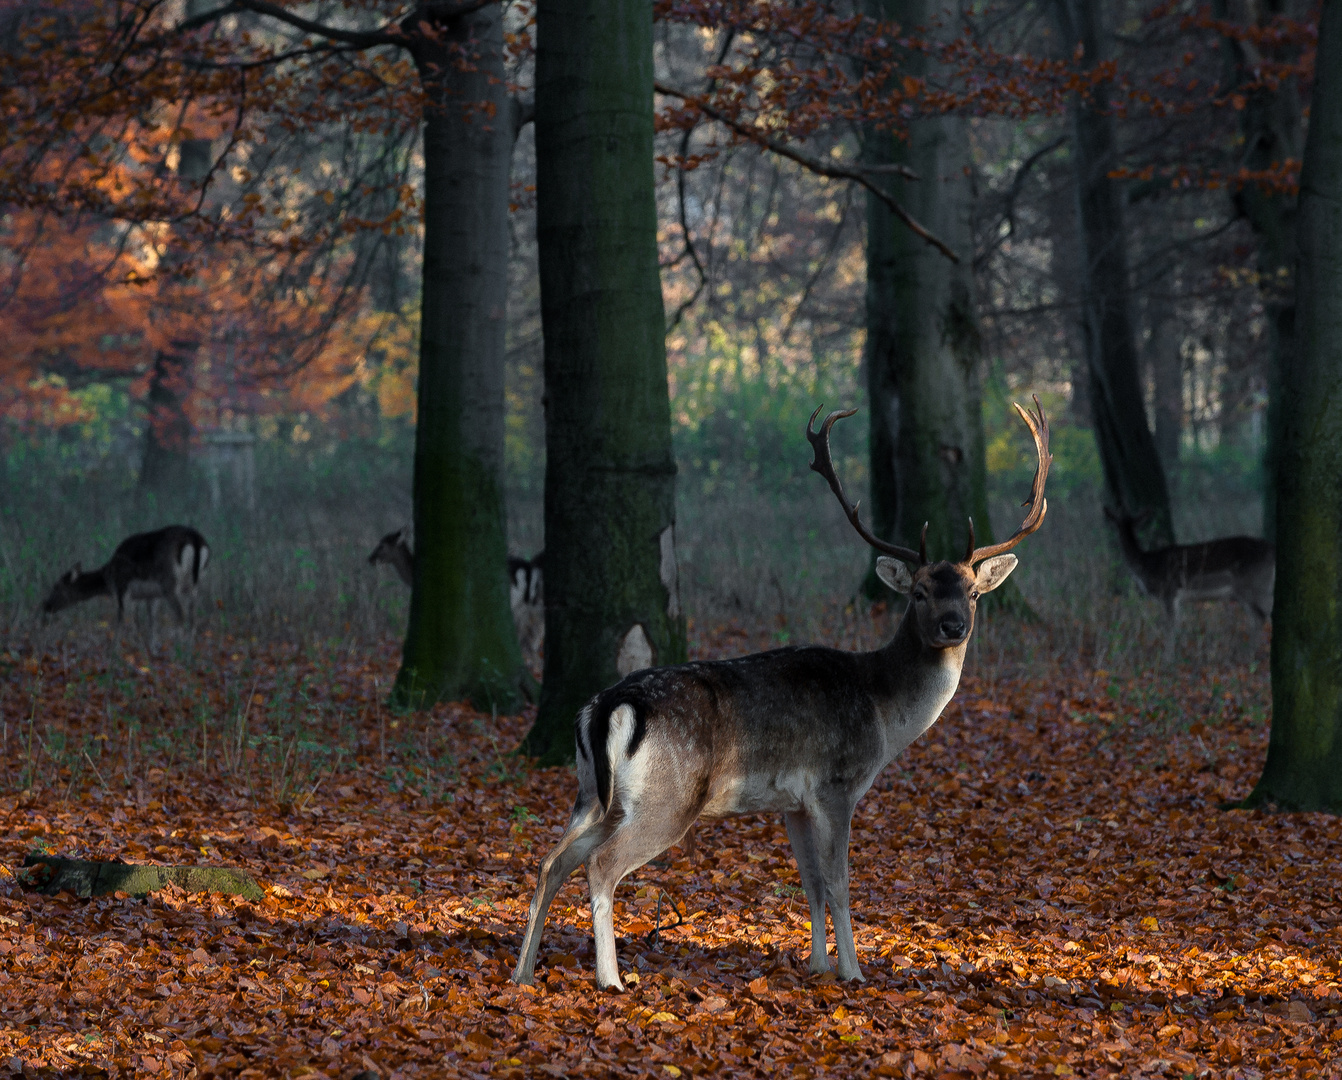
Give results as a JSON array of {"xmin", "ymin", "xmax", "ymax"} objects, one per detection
[
  {"xmin": 964, "ymin": 517, "xmax": 975, "ymax": 564},
  {"xmin": 807, "ymin": 406, "xmax": 921, "ymax": 562},
  {"xmin": 919, "ymin": 523, "xmax": 928, "ymax": 565},
  {"xmin": 968, "ymin": 394, "xmax": 1053, "ymax": 566}
]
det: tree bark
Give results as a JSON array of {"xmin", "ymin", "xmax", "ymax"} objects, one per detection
[
  {"xmin": 1249, "ymin": 0, "xmax": 1342, "ymax": 813},
  {"xmin": 139, "ymin": 343, "xmax": 194, "ymax": 493},
  {"xmin": 391, "ymin": 7, "xmax": 532, "ymax": 711},
  {"xmin": 1051, "ymin": 0, "xmax": 1174, "ymax": 544},
  {"xmin": 862, "ymin": 0, "xmax": 1006, "ymax": 602},
  {"xmin": 521, "ymin": 0, "xmax": 685, "ymax": 763},
  {"xmin": 140, "ymin": 0, "xmax": 214, "ymax": 497},
  {"xmin": 1146, "ymin": 296, "xmax": 1183, "ymax": 470},
  {"xmin": 1213, "ymin": 0, "xmax": 1303, "ymax": 544}
]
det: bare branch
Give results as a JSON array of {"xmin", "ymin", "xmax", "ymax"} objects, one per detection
[
  {"xmin": 655, "ymin": 81, "xmax": 959, "ymax": 264},
  {"xmin": 180, "ymin": 0, "xmax": 405, "ymax": 47},
  {"xmin": 179, "ymin": 0, "xmax": 502, "ymax": 47}
]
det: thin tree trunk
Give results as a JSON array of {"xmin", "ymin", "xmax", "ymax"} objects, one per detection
[
  {"xmin": 1249, "ymin": 0, "xmax": 1342, "ymax": 812},
  {"xmin": 141, "ymin": 79, "xmax": 211, "ymax": 497},
  {"xmin": 1051, "ymin": 0, "xmax": 1174, "ymax": 545},
  {"xmin": 1146, "ymin": 297, "xmax": 1182, "ymax": 469},
  {"xmin": 521, "ymin": 0, "xmax": 685, "ymax": 763},
  {"xmin": 1212, "ymin": 0, "xmax": 1303, "ymax": 544},
  {"xmin": 391, "ymin": 8, "xmax": 531, "ymax": 711},
  {"xmin": 139, "ymin": 343, "xmax": 194, "ymax": 493},
  {"xmin": 863, "ymin": 0, "xmax": 998, "ymax": 598}
]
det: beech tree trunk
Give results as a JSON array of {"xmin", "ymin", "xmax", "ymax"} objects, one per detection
[
  {"xmin": 862, "ymin": 0, "xmax": 1001, "ymax": 599},
  {"xmin": 521, "ymin": 0, "xmax": 685, "ymax": 763},
  {"xmin": 1250, "ymin": 0, "xmax": 1342, "ymax": 812},
  {"xmin": 1051, "ymin": 0, "xmax": 1174, "ymax": 545},
  {"xmin": 1213, "ymin": 0, "xmax": 1303, "ymax": 544},
  {"xmin": 391, "ymin": 8, "xmax": 531, "ymax": 711}
]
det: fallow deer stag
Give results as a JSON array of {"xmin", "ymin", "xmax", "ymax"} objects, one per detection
[
  {"xmin": 512, "ymin": 398, "xmax": 1052, "ymax": 990},
  {"xmin": 41, "ymin": 525, "xmax": 211, "ymax": 649},
  {"xmin": 1104, "ymin": 508, "xmax": 1274, "ymax": 656}
]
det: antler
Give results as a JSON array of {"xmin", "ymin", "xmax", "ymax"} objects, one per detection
[
  {"xmin": 806, "ymin": 406, "xmax": 923, "ymax": 563},
  {"xmin": 967, "ymin": 395, "xmax": 1053, "ymax": 566}
]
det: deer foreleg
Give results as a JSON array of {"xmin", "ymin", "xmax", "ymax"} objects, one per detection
[
  {"xmin": 784, "ymin": 809, "xmax": 832, "ymax": 975},
  {"xmin": 513, "ymin": 799, "xmax": 605, "ymax": 986}
]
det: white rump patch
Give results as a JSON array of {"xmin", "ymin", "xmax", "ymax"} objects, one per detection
[
  {"xmin": 606, "ymin": 703, "xmax": 651, "ymax": 805},
  {"xmin": 616, "ymin": 624, "xmax": 654, "ymax": 677},
  {"xmin": 173, "ymin": 545, "xmax": 198, "ymax": 593},
  {"xmin": 659, "ymin": 525, "xmax": 681, "ymax": 619}
]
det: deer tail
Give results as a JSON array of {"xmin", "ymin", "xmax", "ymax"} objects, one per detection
[{"xmin": 576, "ymin": 690, "xmax": 649, "ymax": 813}]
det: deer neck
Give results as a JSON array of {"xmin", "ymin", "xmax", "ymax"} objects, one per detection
[
  {"xmin": 72, "ymin": 569, "xmax": 113, "ymax": 601},
  {"xmin": 868, "ymin": 604, "xmax": 968, "ymax": 760},
  {"xmin": 391, "ymin": 547, "xmax": 414, "ymax": 587},
  {"xmin": 1113, "ymin": 520, "xmax": 1164, "ymax": 592}
]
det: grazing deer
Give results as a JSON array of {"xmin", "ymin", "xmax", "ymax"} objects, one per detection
[
  {"xmin": 42, "ymin": 525, "xmax": 210, "ymax": 649},
  {"xmin": 512, "ymin": 399, "xmax": 1052, "ymax": 991},
  {"xmin": 368, "ymin": 529, "xmax": 545, "ymax": 654},
  {"xmin": 1104, "ymin": 508, "xmax": 1274, "ymax": 654}
]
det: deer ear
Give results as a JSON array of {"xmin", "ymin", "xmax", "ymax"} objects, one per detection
[
  {"xmin": 975, "ymin": 554, "xmax": 1018, "ymax": 594},
  {"xmin": 875, "ymin": 557, "xmax": 913, "ymax": 594}
]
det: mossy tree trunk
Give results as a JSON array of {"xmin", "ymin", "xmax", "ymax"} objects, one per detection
[
  {"xmin": 1051, "ymin": 0, "xmax": 1174, "ymax": 546},
  {"xmin": 862, "ymin": 0, "xmax": 1002, "ymax": 598},
  {"xmin": 392, "ymin": 8, "xmax": 531, "ymax": 712},
  {"xmin": 1249, "ymin": 0, "xmax": 1342, "ymax": 813},
  {"xmin": 520, "ymin": 0, "xmax": 685, "ymax": 763}
]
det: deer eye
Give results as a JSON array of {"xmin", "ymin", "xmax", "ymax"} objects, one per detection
[{"xmin": 969, "ymin": 590, "xmax": 980, "ymax": 601}]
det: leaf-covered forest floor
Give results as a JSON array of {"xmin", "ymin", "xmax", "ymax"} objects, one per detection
[{"xmin": 0, "ymin": 621, "xmax": 1338, "ymax": 1080}]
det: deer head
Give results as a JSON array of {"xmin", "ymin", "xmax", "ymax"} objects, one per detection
[
  {"xmin": 41, "ymin": 564, "xmax": 85, "ymax": 614},
  {"xmin": 806, "ymin": 396, "xmax": 1052, "ymax": 648},
  {"xmin": 368, "ymin": 527, "xmax": 409, "ymax": 566}
]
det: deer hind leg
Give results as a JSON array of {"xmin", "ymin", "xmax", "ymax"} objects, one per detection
[
  {"xmin": 585, "ymin": 805, "xmax": 699, "ymax": 990},
  {"xmin": 784, "ymin": 809, "xmax": 834, "ymax": 975},
  {"xmin": 512, "ymin": 797, "xmax": 607, "ymax": 987}
]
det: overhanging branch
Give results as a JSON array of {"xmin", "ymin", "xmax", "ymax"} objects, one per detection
[
  {"xmin": 655, "ymin": 81, "xmax": 959, "ymax": 264},
  {"xmin": 180, "ymin": 0, "xmax": 405, "ymax": 46},
  {"xmin": 179, "ymin": 0, "xmax": 501, "ymax": 48}
]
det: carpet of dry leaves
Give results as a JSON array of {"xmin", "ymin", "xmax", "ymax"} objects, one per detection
[{"xmin": 0, "ymin": 621, "xmax": 1339, "ymax": 1080}]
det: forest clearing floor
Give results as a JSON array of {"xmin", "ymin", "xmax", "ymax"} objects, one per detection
[{"xmin": 0, "ymin": 624, "xmax": 1338, "ymax": 1079}]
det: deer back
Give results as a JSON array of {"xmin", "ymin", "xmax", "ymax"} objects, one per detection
[
  {"xmin": 579, "ymin": 613, "xmax": 964, "ymax": 819},
  {"xmin": 107, "ymin": 526, "xmax": 210, "ymax": 596}
]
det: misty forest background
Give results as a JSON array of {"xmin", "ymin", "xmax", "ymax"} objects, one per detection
[{"xmin": 0, "ymin": 7, "xmax": 1280, "ymax": 680}]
